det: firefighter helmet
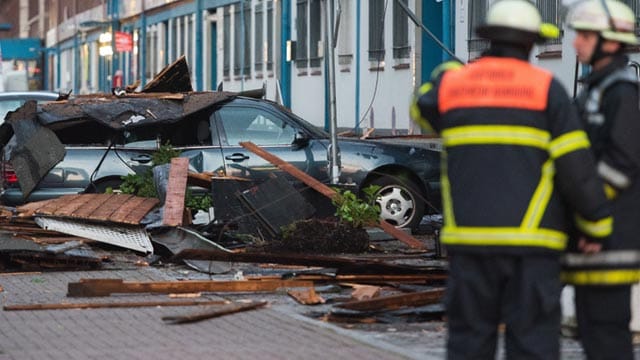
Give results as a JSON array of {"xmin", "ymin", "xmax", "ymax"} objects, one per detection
[
  {"xmin": 476, "ymin": 0, "xmax": 560, "ymax": 44},
  {"xmin": 567, "ymin": 0, "xmax": 638, "ymax": 45}
]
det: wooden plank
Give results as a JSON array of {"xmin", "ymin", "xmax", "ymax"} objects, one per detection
[
  {"xmin": 187, "ymin": 172, "xmax": 213, "ymax": 189},
  {"xmin": 350, "ymin": 285, "xmax": 381, "ymax": 301},
  {"xmin": 248, "ymin": 274, "xmax": 447, "ymax": 284},
  {"xmin": 71, "ymin": 194, "xmax": 114, "ymax": 218},
  {"xmin": 67, "ymin": 278, "xmax": 315, "ymax": 297},
  {"xmin": 109, "ymin": 196, "xmax": 149, "ymax": 223},
  {"xmin": 50, "ymin": 194, "xmax": 89, "ymax": 216},
  {"xmin": 239, "ymin": 141, "xmax": 337, "ymax": 199},
  {"xmin": 239, "ymin": 141, "xmax": 426, "ymax": 250},
  {"xmin": 163, "ymin": 157, "xmax": 189, "ymax": 226},
  {"xmin": 162, "ymin": 301, "xmax": 268, "ymax": 324},
  {"xmin": 123, "ymin": 197, "xmax": 160, "ymax": 224},
  {"xmin": 4, "ymin": 299, "xmax": 229, "ymax": 311},
  {"xmin": 287, "ymin": 288, "xmax": 325, "ymax": 305},
  {"xmin": 335, "ymin": 288, "xmax": 445, "ymax": 311},
  {"xmin": 90, "ymin": 194, "xmax": 134, "ymax": 221},
  {"xmin": 174, "ymin": 249, "xmax": 440, "ymax": 275}
]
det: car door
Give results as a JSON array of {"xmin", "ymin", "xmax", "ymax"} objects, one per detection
[{"xmin": 212, "ymin": 103, "xmax": 329, "ymax": 184}]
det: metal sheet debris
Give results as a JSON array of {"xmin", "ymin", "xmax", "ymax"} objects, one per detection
[
  {"xmin": 34, "ymin": 217, "xmax": 154, "ymax": 253},
  {"xmin": 150, "ymin": 227, "xmax": 232, "ymax": 274}
]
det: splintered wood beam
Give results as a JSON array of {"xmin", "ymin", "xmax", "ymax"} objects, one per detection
[
  {"xmin": 248, "ymin": 274, "xmax": 448, "ymax": 283},
  {"xmin": 287, "ymin": 288, "xmax": 325, "ymax": 305},
  {"xmin": 3, "ymin": 300, "xmax": 229, "ymax": 311},
  {"xmin": 238, "ymin": 141, "xmax": 426, "ymax": 250},
  {"xmin": 67, "ymin": 278, "xmax": 314, "ymax": 297},
  {"xmin": 187, "ymin": 172, "xmax": 214, "ymax": 189},
  {"xmin": 163, "ymin": 157, "xmax": 190, "ymax": 226},
  {"xmin": 335, "ymin": 288, "xmax": 445, "ymax": 311},
  {"xmin": 173, "ymin": 249, "xmax": 441, "ymax": 275},
  {"xmin": 162, "ymin": 301, "xmax": 268, "ymax": 324}
]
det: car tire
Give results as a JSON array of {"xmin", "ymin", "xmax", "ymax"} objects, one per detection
[
  {"xmin": 86, "ymin": 179, "xmax": 123, "ymax": 194},
  {"xmin": 368, "ymin": 175, "xmax": 425, "ymax": 230}
]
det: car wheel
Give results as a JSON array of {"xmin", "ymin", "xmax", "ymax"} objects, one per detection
[
  {"xmin": 86, "ymin": 179, "xmax": 123, "ymax": 194},
  {"xmin": 369, "ymin": 175, "xmax": 425, "ymax": 230}
]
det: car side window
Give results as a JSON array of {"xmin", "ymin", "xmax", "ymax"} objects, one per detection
[{"xmin": 216, "ymin": 106, "xmax": 296, "ymax": 146}]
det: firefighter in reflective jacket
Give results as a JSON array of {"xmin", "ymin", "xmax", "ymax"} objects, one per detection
[
  {"xmin": 411, "ymin": 1, "xmax": 612, "ymax": 358},
  {"xmin": 565, "ymin": 1, "xmax": 640, "ymax": 359}
]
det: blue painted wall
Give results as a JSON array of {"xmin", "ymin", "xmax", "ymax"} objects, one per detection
[{"xmin": 421, "ymin": 0, "xmax": 443, "ymax": 85}]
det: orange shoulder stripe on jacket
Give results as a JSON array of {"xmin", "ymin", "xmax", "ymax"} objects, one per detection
[{"xmin": 438, "ymin": 58, "xmax": 553, "ymax": 113}]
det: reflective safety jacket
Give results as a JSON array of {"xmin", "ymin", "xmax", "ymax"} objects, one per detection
[
  {"xmin": 563, "ymin": 55, "xmax": 640, "ymax": 285},
  {"xmin": 412, "ymin": 56, "xmax": 612, "ymax": 256}
]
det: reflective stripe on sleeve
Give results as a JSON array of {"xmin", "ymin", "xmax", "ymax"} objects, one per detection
[
  {"xmin": 574, "ymin": 214, "xmax": 613, "ymax": 238},
  {"xmin": 548, "ymin": 130, "xmax": 590, "ymax": 159}
]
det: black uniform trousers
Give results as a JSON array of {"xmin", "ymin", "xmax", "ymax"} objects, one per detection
[
  {"xmin": 445, "ymin": 253, "xmax": 562, "ymax": 360},
  {"xmin": 575, "ymin": 285, "xmax": 634, "ymax": 360}
]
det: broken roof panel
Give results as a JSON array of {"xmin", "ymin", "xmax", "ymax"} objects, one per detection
[{"xmin": 35, "ymin": 91, "xmax": 234, "ymax": 130}]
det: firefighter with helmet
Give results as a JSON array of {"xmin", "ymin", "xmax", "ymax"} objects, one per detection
[
  {"xmin": 564, "ymin": 1, "xmax": 640, "ymax": 359},
  {"xmin": 411, "ymin": 0, "xmax": 612, "ymax": 358}
]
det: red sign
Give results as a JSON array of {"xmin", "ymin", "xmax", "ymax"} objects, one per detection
[{"xmin": 115, "ymin": 31, "xmax": 133, "ymax": 52}]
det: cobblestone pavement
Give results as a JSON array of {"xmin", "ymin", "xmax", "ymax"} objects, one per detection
[
  {"xmin": 0, "ymin": 267, "xmax": 419, "ymax": 360},
  {"xmin": 0, "ymin": 266, "xmax": 637, "ymax": 359}
]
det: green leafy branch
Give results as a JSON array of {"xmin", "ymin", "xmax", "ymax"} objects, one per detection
[{"xmin": 331, "ymin": 185, "xmax": 381, "ymax": 228}]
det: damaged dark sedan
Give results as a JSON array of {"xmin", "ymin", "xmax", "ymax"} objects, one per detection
[{"xmin": 0, "ymin": 91, "xmax": 441, "ymax": 229}]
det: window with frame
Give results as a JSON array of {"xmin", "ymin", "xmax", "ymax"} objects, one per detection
[
  {"xmin": 308, "ymin": 0, "xmax": 322, "ymax": 68},
  {"xmin": 295, "ymin": 0, "xmax": 322, "ymax": 70},
  {"xmin": 393, "ymin": 0, "xmax": 410, "ymax": 59},
  {"xmin": 255, "ymin": 1, "xmax": 264, "ymax": 73},
  {"xmin": 536, "ymin": 0, "xmax": 561, "ymax": 46},
  {"xmin": 295, "ymin": 0, "xmax": 309, "ymax": 68},
  {"xmin": 243, "ymin": 2, "xmax": 252, "ymax": 76},
  {"xmin": 267, "ymin": 1, "xmax": 274, "ymax": 72},
  {"xmin": 337, "ymin": 0, "xmax": 353, "ymax": 66},
  {"xmin": 468, "ymin": 0, "xmax": 489, "ymax": 56},
  {"xmin": 368, "ymin": 0, "xmax": 385, "ymax": 61},
  {"xmin": 223, "ymin": 7, "xmax": 231, "ymax": 78}
]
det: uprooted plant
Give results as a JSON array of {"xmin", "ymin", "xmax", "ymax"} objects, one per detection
[
  {"xmin": 274, "ymin": 185, "xmax": 381, "ymax": 254},
  {"xmin": 331, "ymin": 185, "xmax": 382, "ymax": 228}
]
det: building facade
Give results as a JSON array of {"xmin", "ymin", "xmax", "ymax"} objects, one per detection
[{"xmin": 11, "ymin": 0, "xmax": 640, "ymax": 132}]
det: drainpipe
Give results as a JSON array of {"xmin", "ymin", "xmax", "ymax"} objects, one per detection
[
  {"xmin": 110, "ymin": 0, "xmax": 119, "ymax": 90},
  {"xmin": 240, "ymin": 0, "xmax": 245, "ymax": 91},
  {"xmin": 280, "ymin": 0, "xmax": 291, "ymax": 107},
  {"xmin": 195, "ymin": 0, "xmax": 203, "ymax": 90},
  {"xmin": 442, "ymin": 0, "xmax": 451, "ymax": 62},
  {"xmin": 140, "ymin": 3, "xmax": 147, "ymax": 87},
  {"xmin": 325, "ymin": 0, "xmax": 339, "ymax": 184},
  {"xmin": 354, "ymin": 0, "xmax": 361, "ymax": 135}
]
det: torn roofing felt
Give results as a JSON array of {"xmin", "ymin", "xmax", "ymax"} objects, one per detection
[
  {"xmin": 36, "ymin": 91, "xmax": 235, "ymax": 130},
  {"xmin": 4, "ymin": 101, "xmax": 66, "ymax": 199}
]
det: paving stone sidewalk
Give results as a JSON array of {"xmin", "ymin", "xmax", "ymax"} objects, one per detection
[{"xmin": 0, "ymin": 268, "xmax": 420, "ymax": 360}]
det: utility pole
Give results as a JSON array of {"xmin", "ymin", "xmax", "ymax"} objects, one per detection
[{"xmin": 324, "ymin": 0, "xmax": 340, "ymax": 184}]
